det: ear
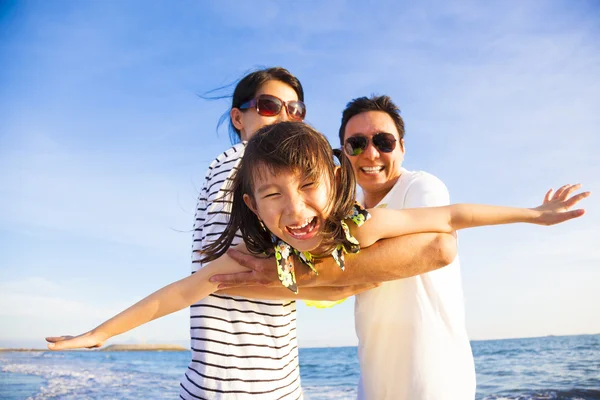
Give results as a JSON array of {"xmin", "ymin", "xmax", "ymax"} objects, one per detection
[
  {"xmin": 334, "ymin": 165, "xmax": 342, "ymax": 185},
  {"xmin": 230, "ymin": 108, "xmax": 245, "ymax": 131},
  {"xmin": 243, "ymin": 193, "xmax": 260, "ymax": 218},
  {"xmin": 399, "ymin": 138, "xmax": 406, "ymax": 154}
]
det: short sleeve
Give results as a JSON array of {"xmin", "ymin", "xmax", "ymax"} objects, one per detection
[{"xmin": 404, "ymin": 172, "xmax": 450, "ymax": 208}]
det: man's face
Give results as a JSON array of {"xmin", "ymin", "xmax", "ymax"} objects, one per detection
[{"xmin": 343, "ymin": 111, "xmax": 405, "ymax": 196}]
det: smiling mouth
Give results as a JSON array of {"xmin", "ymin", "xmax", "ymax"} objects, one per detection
[
  {"xmin": 285, "ymin": 216, "xmax": 319, "ymax": 240},
  {"xmin": 360, "ymin": 166, "xmax": 384, "ymax": 175}
]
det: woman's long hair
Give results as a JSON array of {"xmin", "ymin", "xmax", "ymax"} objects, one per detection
[{"xmin": 201, "ymin": 121, "xmax": 357, "ymax": 262}]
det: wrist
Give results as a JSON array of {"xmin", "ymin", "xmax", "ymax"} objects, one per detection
[
  {"xmin": 295, "ymin": 265, "xmax": 319, "ymax": 287},
  {"xmin": 91, "ymin": 327, "xmax": 111, "ymax": 342},
  {"xmin": 526, "ymin": 207, "xmax": 543, "ymax": 223}
]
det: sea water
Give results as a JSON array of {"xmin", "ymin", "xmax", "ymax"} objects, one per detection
[{"xmin": 1, "ymin": 334, "xmax": 598, "ymax": 399}]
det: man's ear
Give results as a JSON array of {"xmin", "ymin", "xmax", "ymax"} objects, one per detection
[
  {"xmin": 243, "ymin": 193, "xmax": 259, "ymax": 218},
  {"xmin": 231, "ymin": 108, "xmax": 244, "ymax": 131},
  {"xmin": 399, "ymin": 138, "xmax": 406, "ymax": 153}
]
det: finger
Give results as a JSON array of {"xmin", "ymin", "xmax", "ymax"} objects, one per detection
[
  {"xmin": 559, "ymin": 209, "xmax": 586, "ymax": 222},
  {"xmin": 46, "ymin": 336, "xmax": 89, "ymax": 351},
  {"xmin": 547, "ymin": 208, "xmax": 585, "ymax": 225},
  {"xmin": 561, "ymin": 183, "xmax": 582, "ymax": 200},
  {"xmin": 46, "ymin": 336, "xmax": 73, "ymax": 343},
  {"xmin": 232, "ymin": 243, "xmax": 251, "ymax": 255},
  {"xmin": 564, "ymin": 191, "xmax": 591, "ymax": 209},
  {"xmin": 553, "ymin": 184, "xmax": 572, "ymax": 200},
  {"xmin": 226, "ymin": 249, "xmax": 264, "ymax": 272},
  {"xmin": 210, "ymin": 271, "xmax": 256, "ymax": 285},
  {"xmin": 543, "ymin": 189, "xmax": 553, "ymax": 203},
  {"xmin": 218, "ymin": 283, "xmax": 257, "ymax": 290}
]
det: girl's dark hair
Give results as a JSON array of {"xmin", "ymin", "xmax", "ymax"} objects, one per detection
[
  {"xmin": 202, "ymin": 121, "xmax": 357, "ymax": 262},
  {"xmin": 223, "ymin": 67, "xmax": 304, "ymax": 144}
]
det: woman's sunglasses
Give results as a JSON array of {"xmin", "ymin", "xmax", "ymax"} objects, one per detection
[
  {"xmin": 343, "ymin": 132, "xmax": 398, "ymax": 156},
  {"xmin": 239, "ymin": 94, "xmax": 307, "ymax": 121}
]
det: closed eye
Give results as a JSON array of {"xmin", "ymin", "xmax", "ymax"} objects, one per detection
[
  {"xmin": 302, "ymin": 182, "xmax": 314, "ymax": 189},
  {"xmin": 263, "ymin": 192, "xmax": 281, "ymax": 199}
]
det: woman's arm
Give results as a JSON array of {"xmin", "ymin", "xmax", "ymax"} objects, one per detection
[
  {"xmin": 46, "ymin": 252, "xmax": 248, "ymax": 350},
  {"xmin": 354, "ymin": 184, "xmax": 590, "ymax": 247}
]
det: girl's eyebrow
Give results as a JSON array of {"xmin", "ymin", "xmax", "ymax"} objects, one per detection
[{"xmin": 256, "ymin": 183, "xmax": 278, "ymax": 193}]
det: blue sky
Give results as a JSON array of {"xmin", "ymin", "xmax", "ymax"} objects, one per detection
[{"xmin": 1, "ymin": 0, "xmax": 599, "ymax": 349}]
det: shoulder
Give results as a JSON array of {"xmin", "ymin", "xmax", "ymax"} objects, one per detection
[
  {"xmin": 209, "ymin": 142, "xmax": 246, "ymax": 169},
  {"xmin": 405, "ymin": 170, "xmax": 448, "ymax": 194},
  {"xmin": 395, "ymin": 169, "xmax": 449, "ymax": 207},
  {"xmin": 204, "ymin": 142, "xmax": 246, "ymax": 179}
]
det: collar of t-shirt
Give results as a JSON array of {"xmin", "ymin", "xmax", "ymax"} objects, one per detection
[{"xmin": 356, "ymin": 167, "xmax": 408, "ymax": 210}]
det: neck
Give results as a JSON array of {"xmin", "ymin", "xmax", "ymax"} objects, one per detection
[
  {"xmin": 362, "ymin": 190, "xmax": 389, "ymax": 209},
  {"xmin": 361, "ymin": 174, "xmax": 401, "ymax": 208}
]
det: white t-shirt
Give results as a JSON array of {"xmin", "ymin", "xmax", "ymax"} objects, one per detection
[
  {"xmin": 355, "ymin": 168, "xmax": 475, "ymax": 400},
  {"xmin": 180, "ymin": 143, "xmax": 302, "ymax": 400}
]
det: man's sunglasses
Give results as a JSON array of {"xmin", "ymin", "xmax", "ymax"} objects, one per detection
[
  {"xmin": 239, "ymin": 94, "xmax": 306, "ymax": 121},
  {"xmin": 343, "ymin": 132, "xmax": 398, "ymax": 156}
]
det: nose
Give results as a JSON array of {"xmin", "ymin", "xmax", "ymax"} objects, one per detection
[
  {"xmin": 283, "ymin": 192, "xmax": 305, "ymax": 216},
  {"xmin": 361, "ymin": 139, "xmax": 380, "ymax": 161},
  {"xmin": 276, "ymin": 108, "xmax": 290, "ymax": 123}
]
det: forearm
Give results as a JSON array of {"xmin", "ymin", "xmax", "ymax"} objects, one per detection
[
  {"xmin": 220, "ymin": 285, "xmax": 368, "ymax": 302},
  {"xmin": 449, "ymin": 204, "xmax": 537, "ymax": 230},
  {"xmin": 299, "ymin": 232, "xmax": 456, "ymax": 287},
  {"xmin": 359, "ymin": 205, "xmax": 538, "ymax": 246},
  {"xmin": 92, "ymin": 255, "xmax": 245, "ymax": 340}
]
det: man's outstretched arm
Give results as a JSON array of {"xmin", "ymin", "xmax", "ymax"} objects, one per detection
[
  {"xmin": 307, "ymin": 232, "xmax": 456, "ymax": 286},
  {"xmin": 213, "ymin": 232, "xmax": 456, "ymax": 290}
]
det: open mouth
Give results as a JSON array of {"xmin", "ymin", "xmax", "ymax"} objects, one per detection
[
  {"xmin": 285, "ymin": 216, "xmax": 319, "ymax": 240},
  {"xmin": 360, "ymin": 166, "xmax": 384, "ymax": 175}
]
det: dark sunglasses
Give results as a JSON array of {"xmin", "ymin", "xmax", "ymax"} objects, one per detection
[
  {"xmin": 343, "ymin": 132, "xmax": 398, "ymax": 156},
  {"xmin": 239, "ymin": 94, "xmax": 306, "ymax": 121}
]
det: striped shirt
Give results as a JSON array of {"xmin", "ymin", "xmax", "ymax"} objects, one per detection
[{"xmin": 180, "ymin": 143, "xmax": 303, "ymax": 400}]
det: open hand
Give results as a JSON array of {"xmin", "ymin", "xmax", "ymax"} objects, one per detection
[
  {"xmin": 209, "ymin": 248, "xmax": 281, "ymax": 289},
  {"xmin": 46, "ymin": 330, "xmax": 106, "ymax": 351},
  {"xmin": 533, "ymin": 184, "xmax": 590, "ymax": 225}
]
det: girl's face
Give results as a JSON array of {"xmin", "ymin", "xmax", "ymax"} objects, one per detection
[
  {"xmin": 243, "ymin": 167, "xmax": 332, "ymax": 252},
  {"xmin": 231, "ymin": 80, "xmax": 301, "ymax": 142}
]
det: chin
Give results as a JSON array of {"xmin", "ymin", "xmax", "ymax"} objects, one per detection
[{"xmin": 288, "ymin": 239, "xmax": 319, "ymax": 253}]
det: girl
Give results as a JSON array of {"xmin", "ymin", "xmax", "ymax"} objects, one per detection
[{"xmin": 46, "ymin": 121, "xmax": 590, "ymax": 352}]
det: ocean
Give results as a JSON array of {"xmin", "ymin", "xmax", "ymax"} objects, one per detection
[{"xmin": 1, "ymin": 334, "xmax": 598, "ymax": 399}]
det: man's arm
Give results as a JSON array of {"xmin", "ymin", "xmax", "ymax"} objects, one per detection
[
  {"xmin": 220, "ymin": 281, "xmax": 379, "ymax": 301},
  {"xmin": 213, "ymin": 231, "xmax": 455, "ymax": 289},
  {"xmin": 308, "ymin": 232, "xmax": 455, "ymax": 286}
]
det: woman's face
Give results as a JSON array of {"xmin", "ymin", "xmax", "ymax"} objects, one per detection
[{"xmin": 231, "ymin": 80, "xmax": 301, "ymax": 141}]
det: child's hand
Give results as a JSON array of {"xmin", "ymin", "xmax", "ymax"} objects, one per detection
[
  {"xmin": 532, "ymin": 184, "xmax": 590, "ymax": 225},
  {"xmin": 46, "ymin": 330, "xmax": 106, "ymax": 351}
]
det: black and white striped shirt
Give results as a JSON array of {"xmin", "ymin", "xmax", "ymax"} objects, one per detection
[{"xmin": 180, "ymin": 143, "xmax": 303, "ymax": 400}]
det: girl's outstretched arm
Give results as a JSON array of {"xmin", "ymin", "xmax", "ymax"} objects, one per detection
[
  {"xmin": 355, "ymin": 184, "xmax": 590, "ymax": 247},
  {"xmin": 45, "ymin": 252, "xmax": 248, "ymax": 351}
]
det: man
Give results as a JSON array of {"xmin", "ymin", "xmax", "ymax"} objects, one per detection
[{"xmin": 340, "ymin": 95, "xmax": 475, "ymax": 399}]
